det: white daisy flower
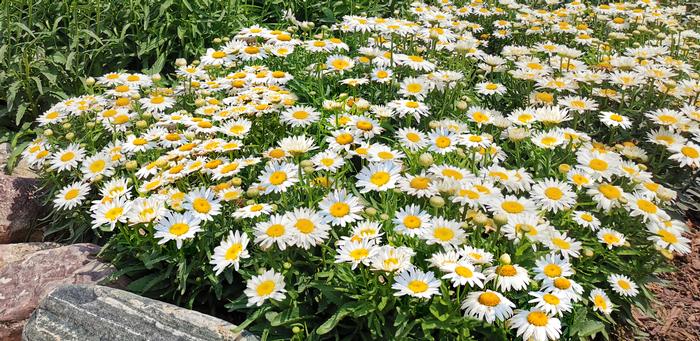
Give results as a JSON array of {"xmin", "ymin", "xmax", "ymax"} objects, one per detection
[
  {"xmin": 54, "ymin": 182, "xmax": 90, "ymax": 210},
  {"xmin": 258, "ymin": 162, "xmax": 299, "ymax": 194},
  {"xmin": 485, "ymin": 263, "xmax": 531, "ymax": 292},
  {"xmin": 392, "ymin": 267, "xmax": 441, "ymax": 299},
  {"xmin": 183, "ymin": 188, "xmax": 221, "ymax": 222},
  {"xmin": 589, "ymin": 288, "xmax": 614, "ymax": 315},
  {"xmin": 211, "ymin": 230, "xmax": 250, "ymax": 275},
  {"xmin": 508, "ymin": 308, "xmax": 561, "ymax": 341},
  {"xmin": 49, "ymin": 143, "xmax": 85, "ymax": 172},
  {"xmin": 441, "ymin": 260, "xmax": 486, "ymax": 288},
  {"xmin": 461, "ymin": 290, "xmax": 515, "ymax": 323},
  {"xmin": 253, "ymin": 214, "xmax": 293, "ymax": 251},
  {"xmin": 335, "ymin": 238, "xmax": 379, "ymax": 270},
  {"xmin": 154, "ymin": 211, "xmax": 201, "ymax": 249},
  {"xmin": 424, "ymin": 217, "xmax": 467, "ymax": 248},
  {"xmin": 597, "ymin": 228, "xmax": 626, "ymax": 249},
  {"xmin": 284, "ymin": 207, "xmax": 331, "ymax": 249},
  {"xmin": 318, "ymin": 189, "xmax": 364, "ymax": 227},
  {"xmin": 356, "ymin": 161, "xmax": 402, "ymax": 193},
  {"xmin": 244, "ymin": 269, "xmax": 287, "ymax": 307},
  {"xmin": 608, "ymin": 274, "xmax": 639, "ymax": 297},
  {"xmin": 528, "ymin": 291, "xmax": 572, "ymax": 316}
]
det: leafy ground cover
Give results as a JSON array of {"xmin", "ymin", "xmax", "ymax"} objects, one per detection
[{"xmin": 19, "ymin": 0, "xmax": 700, "ymax": 340}]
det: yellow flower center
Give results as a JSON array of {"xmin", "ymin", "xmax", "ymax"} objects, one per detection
[
  {"xmin": 501, "ymin": 201, "xmax": 525, "ymax": 214},
  {"xmin": 478, "ymin": 292, "xmax": 501, "ymax": 306},
  {"xmin": 553, "ymin": 277, "xmax": 571, "ymax": 289},
  {"xmin": 295, "ymin": 219, "xmax": 315, "ymax": 234},
  {"xmin": 330, "ymin": 203, "xmax": 350, "ymax": 217},
  {"xmin": 433, "ymin": 227, "xmax": 455, "ymax": 241},
  {"xmin": 637, "ymin": 199, "xmax": 657, "ymax": 214},
  {"xmin": 60, "ymin": 152, "xmax": 75, "ymax": 162},
  {"xmin": 192, "ymin": 198, "xmax": 211, "ymax": 214},
  {"xmin": 169, "ymin": 222, "xmax": 189, "ymax": 236},
  {"xmin": 435, "ymin": 136, "xmax": 452, "ymax": 148},
  {"xmin": 543, "ymin": 264, "xmax": 562, "ymax": 277},
  {"xmin": 269, "ymin": 171, "xmax": 288, "ymax": 185},
  {"xmin": 406, "ymin": 83, "xmax": 423, "ymax": 93},
  {"xmin": 350, "ymin": 248, "xmax": 369, "ymax": 260},
  {"xmin": 551, "ymin": 237, "xmax": 571, "ymax": 249},
  {"xmin": 455, "ymin": 266, "xmax": 473, "ymax": 278},
  {"xmin": 249, "ymin": 204, "xmax": 264, "ymax": 212},
  {"xmin": 370, "ymin": 171, "xmax": 390, "ymax": 186},
  {"xmin": 527, "ymin": 311, "xmax": 549, "ymax": 326},
  {"xmin": 407, "ymin": 280, "xmax": 429, "ymax": 293},
  {"xmin": 497, "ymin": 265, "xmax": 517, "ymax": 276},
  {"xmin": 64, "ymin": 189, "xmax": 80, "ymax": 200},
  {"xmin": 544, "ymin": 187, "xmax": 563, "ymax": 200},
  {"xmin": 543, "ymin": 294, "xmax": 560, "ymax": 305},
  {"xmin": 403, "ymin": 215, "xmax": 422, "ymax": 229},
  {"xmin": 681, "ymin": 146, "xmax": 699, "ymax": 158},
  {"xmin": 617, "ymin": 279, "xmax": 631, "ymax": 290},
  {"xmin": 410, "ymin": 177, "xmax": 430, "ymax": 190},
  {"xmin": 256, "ymin": 280, "xmax": 275, "ymax": 296},
  {"xmin": 225, "ymin": 242, "xmax": 243, "ymax": 260},
  {"xmin": 599, "ymin": 184, "xmax": 621, "ymax": 199},
  {"xmin": 589, "ymin": 159, "xmax": 608, "ymax": 171}
]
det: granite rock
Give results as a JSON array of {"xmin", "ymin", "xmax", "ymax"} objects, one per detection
[
  {"xmin": 0, "ymin": 243, "xmax": 114, "ymax": 340},
  {"xmin": 0, "ymin": 174, "xmax": 44, "ymax": 243},
  {"xmin": 22, "ymin": 284, "xmax": 258, "ymax": 341}
]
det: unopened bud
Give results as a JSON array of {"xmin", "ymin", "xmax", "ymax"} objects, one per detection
[
  {"xmin": 365, "ymin": 207, "xmax": 377, "ymax": 216},
  {"xmin": 429, "ymin": 196, "xmax": 445, "ymax": 208},
  {"xmin": 125, "ymin": 160, "xmax": 138, "ymax": 170},
  {"xmin": 499, "ymin": 253, "xmax": 511, "ymax": 265},
  {"xmin": 65, "ymin": 132, "xmax": 75, "ymax": 141},
  {"xmin": 246, "ymin": 188, "xmax": 259, "ymax": 198},
  {"xmin": 418, "ymin": 153, "xmax": 434, "ymax": 167},
  {"xmin": 85, "ymin": 77, "xmax": 96, "ymax": 86}
]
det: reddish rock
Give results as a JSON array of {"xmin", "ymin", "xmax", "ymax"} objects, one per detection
[
  {"xmin": 0, "ymin": 174, "xmax": 44, "ymax": 243},
  {"xmin": 0, "ymin": 243, "xmax": 115, "ymax": 341}
]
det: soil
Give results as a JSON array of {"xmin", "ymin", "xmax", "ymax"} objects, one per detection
[{"xmin": 623, "ymin": 219, "xmax": 700, "ymax": 341}]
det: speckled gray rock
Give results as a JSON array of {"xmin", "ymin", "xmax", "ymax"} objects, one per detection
[
  {"xmin": 0, "ymin": 243, "xmax": 114, "ymax": 340},
  {"xmin": 0, "ymin": 174, "xmax": 44, "ymax": 243},
  {"xmin": 22, "ymin": 284, "xmax": 258, "ymax": 341}
]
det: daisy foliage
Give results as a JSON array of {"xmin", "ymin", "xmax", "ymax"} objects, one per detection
[{"xmin": 27, "ymin": 1, "xmax": 700, "ymax": 340}]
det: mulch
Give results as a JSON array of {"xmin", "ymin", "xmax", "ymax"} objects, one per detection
[{"xmin": 626, "ymin": 219, "xmax": 700, "ymax": 341}]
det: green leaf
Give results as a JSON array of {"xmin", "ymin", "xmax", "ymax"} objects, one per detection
[
  {"xmin": 15, "ymin": 104, "xmax": 27, "ymax": 126},
  {"xmin": 316, "ymin": 301, "xmax": 373, "ymax": 335},
  {"xmin": 265, "ymin": 306, "xmax": 303, "ymax": 327},
  {"xmin": 159, "ymin": 0, "xmax": 174, "ymax": 15},
  {"xmin": 232, "ymin": 306, "xmax": 270, "ymax": 333},
  {"xmin": 574, "ymin": 320, "xmax": 606, "ymax": 337}
]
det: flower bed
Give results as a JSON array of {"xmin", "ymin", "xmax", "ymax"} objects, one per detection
[{"xmin": 23, "ymin": 0, "xmax": 700, "ymax": 340}]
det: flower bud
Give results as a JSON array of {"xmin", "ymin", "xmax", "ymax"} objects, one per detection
[
  {"xmin": 86, "ymin": 121, "xmax": 96, "ymax": 128},
  {"xmin": 151, "ymin": 74, "xmax": 162, "ymax": 82},
  {"xmin": 213, "ymin": 38, "xmax": 222, "ymax": 44},
  {"xmin": 365, "ymin": 207, "xmax": 377, "ymax": 216},
  {"xmin": 473, "ymin": 212, "xmax": 489, "ymax": 226},
  {"xmin": 65, "ymin": 132, "xmax": 75, "ymax": 141},
  {"xmin": 85, "ymin": 77, "xmax": 96, "ymax": 86},
  {"xmin": 583, "ymin": 248, "xmax": 594, "ymax": 257},
  {"xmin": 429, "ymin": 196, "xmax": 445, "ymax": 208},
  {"xmin": 493, "ymin": 213, "xmax": 508, "ymax": 226},
  {"xmin": 300, "ymin": 160, "xmax": 314, "ymax": 167},
  {"xmin": 125, "ymin": 160, "xmax": 138, "ymax": 170},
  {"xmin": 283, "ymin": 262, "xmax": 292, "ymax": 269},
  {"xmin": 44, "ymin": 129, "xmax": 54, "ymax": 137},
  {"xmin": 231, "ymin": 177, "xmax": 243, "ymax": 186},
  {"xmin": 257, "ymin": 268, "xmax": 265, "ymax": 275},
  {"xmin": 246, "ymin": 188, "xmax": 259, "ymax": 198},
  {"xmin": 63, "ymin": 123, "xmax": 72, "ymax": 129},
  {"xmin": 456, "ymin": 100, "xmax": 468, "ymax": 110},
  {"xmin": 499, "ymin": 253, "xmax": 511, "ymax": 265},
  {"xmin": 303, "ymin": 166, "xmax": 314, "ymax": 173},
  {"xmin": 558, "ymin": 163, "xmax": 571, "ymax": 173},
  {"xmin": 379, "ymin": 213, "xmax": 389, "ymax": 221},
  {"xmin": 136, "ymin": 120, "xmax": 148, "ymax": 129},
  {"xmin": 292, "ymin": 326, "xmax": 302, "ymax": 334},
  {"xmin": 194, "ymin": 98, "xmax": 206, "ymax": 107},
  {"xmin": 418, "ymin": 153, "xmax": 434, "ymax": 167}
]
